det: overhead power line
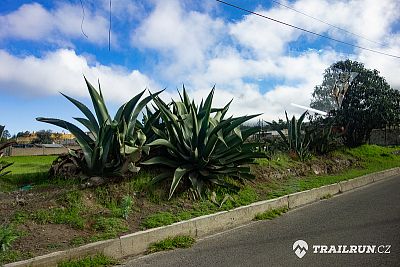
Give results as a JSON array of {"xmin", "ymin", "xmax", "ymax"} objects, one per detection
[
  {"xmin": 79, "ymin": 0, "xmax": 88, "ymax": 38},
  {"xmin": 215, "ymin": 0, "xmax": 400, "ymax": 59},
  {"xmin": 269, "ymin": 0, "xmax": 385, "ymax": 47}
]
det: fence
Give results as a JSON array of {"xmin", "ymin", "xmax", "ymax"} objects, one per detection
[
  {"xmin": 2, "ymin": 146, "xmax": 81, "ymax": 157},
  {"xmin": 369, "ymin": 128, "xmax": 400, "ymax": 146}
]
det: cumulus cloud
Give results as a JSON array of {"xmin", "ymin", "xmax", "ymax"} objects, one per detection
[
  {"xmin": 131, "ymin": 0, "xmax": 225, "ymax": 81},
  {"xmin": 2, "ymin": 0, "xmax": 399, "ymax": 124},
  {"xmin": 0, "ymin": 2, "xmax": 111, "ymax": 45},
  {"xmin": 358, "ymin": 34, "xmax": 400, "ymax": 89},
  {"xmin": 0, "ymin": 49, "xmax": 158, "ymax": 103},
  {"xmin": 99, "ymin": 0, "xmax": 147, "ymax": 22},
  {"xmin": 129, "ymin": 0, "xmax": 399, "ymax": 121}
]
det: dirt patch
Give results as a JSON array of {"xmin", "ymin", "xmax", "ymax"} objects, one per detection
[{"xmin": 13, "ymin": 223, "xmax": 90, "ymax": 257}]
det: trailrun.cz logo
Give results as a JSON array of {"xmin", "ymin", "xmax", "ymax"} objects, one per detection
[{"xmin": 292, "ymin": 240, "xmax": 391, "ymax": 258}]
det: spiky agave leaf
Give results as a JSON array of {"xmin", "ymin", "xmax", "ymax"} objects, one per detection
[
  {"xmin": 267, "ymin": 111, "xmax": 310, "ymax": 161},
  {"xmin": 142, "ymin": 86, "xmax": 263, "ymax": 199},
  {"xmin": 37, "ymin": 77, "xmax": 159, "ymax": 176}
]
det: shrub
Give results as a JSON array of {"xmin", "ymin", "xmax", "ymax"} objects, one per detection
[
  {"xmin": 142, "ymin": 86, "xmax": 263, "ymax": 199},
  {"xmin": 268, "ymin": 111, "xmax": 310, "ymax": 161},
  {"xmin": 0, "ymin": 225, "xmax": 19, "ymax": 252},
  {"xmin": 306, "ymin": 116, "xmax": 342, "ymax": 155},
  {"xmin": 37, "ymin": 77, "xmax": 161, "ymax": 177}
]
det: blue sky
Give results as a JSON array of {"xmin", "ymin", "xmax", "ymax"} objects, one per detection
[{"xmin": 1, "ymin": 0, "xmax": 399, "ymax": 135}]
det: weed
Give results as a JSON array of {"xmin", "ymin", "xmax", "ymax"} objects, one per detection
[
  {"xmin": 47, "ymin": 243, "xmax": 63, "ymax": 249},
  {"xmin": 147, "ymin": 236, "xmax": 195, "ymax": 254},
  {"xmin": 254, "ymin": 207, "xmax": 288, "ymax": 221},
  {"xmin": 32, "ymin": 208, "xmax": 86, "ymax": 229},
  {"xmin": 92, "ymin": 217, "xmax": 128, "ymax": 237},
  {"xmin": 128, "ymin": 171, "xmax": 153, "ymax": 192},
  {"xmin": 12, "ymin": 211, "xmax": 29, "ymax": 224},
  {"xmin": 0, "ymin": 225, "xmax": 20, "ymax": 252},
  {"xmin": 321, "ymin": 194, "xmax": 333, "ymax": 200},
  {"xmin": 69, "ymin": 237, "xmax": 86, "ymax": 247},
  {"xmin": 58, "ymin": 191, "xmax": 84, "ymax": 210},
  {"xmin": 233, "ymin": 186, "xmax": 259, "ymax": 206},
  {"xmin": 89, "ymin": 233, "xmax": 119, "ymax": 242},
  {"xmin": 57, "ymin": 254, "xmax": 116, "ymax": 267},
  {"xmin": 107, "ymin": 201, "xmax": 123, "ymax": 218},
  {"xmin": 0, "ymin": 250, "xmax": 33, "ymax": 265},
  {"xmin": 141, "ymin": 212, "xmax": 177, "ymax": 229},
  {"xmin": 121, "ymin": 195, "xmax": 133, "ymax": 220}
]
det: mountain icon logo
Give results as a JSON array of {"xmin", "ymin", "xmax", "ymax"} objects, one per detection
[{"xmin": 293, "ymin": 240, "xmax": 308, "ymax": 258}]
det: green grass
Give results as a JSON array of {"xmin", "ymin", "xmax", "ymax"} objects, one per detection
[
  {"xmin": 32, "ymin": 208, "xmax": 86, "ymax": 229},
  {"xmin": 69, "ymin": 237, "xmax": 86, "ymax": 247},
  {"xmin": 12, "ymin": 211, "xmax": 30, "ymax": 224},
  {"xmin": 256, "ymin": 153, "xmax": 298, "ymax": 168},
  {"xmin": 141, "ymin": 212, "xmax": 178, "ymax": 229},
  {"xmin": 4, "ymin": 155, "xmax": 56, "ymax": 174},
  {"xmin": 92, "ymin": 217, "xmax": 128, "ymax": 233},
  {"xmin": 32, "ymin": 191, "xmax": 86, "ymax": 229},
  {"xmin": 57, "ymin": 254, "xmax": 116, "ymax": 267},
  {"xmin": 91, "ymin": 217, "xmax": 128, "ymax": 240},
  {"xmin": 0, "ymin": 224, "xmax": 22, "ymax": 252},
  {"xmin": 254, "ymin": 207, "xmax": 288, "ymax": 221},
  {"xmin": 0, "ymin": 250, "xmax": 33, "ymax": 266},
  {"xmin": 321, "ymin": 194, "xmax": 333, "ymax": 200},
  {"xmin": 0, "ymin": 155, "xmax": 61, "ymax": 191},
  {"xmin": 265, "ymin": 145, "xmax": 400, "ymax": 199},
  {"xmin": 141, "ymin": 208, "xmax": 214, "ymax": 230},
  {"xmin": 147, "ymin": 236, "xmax": 195, "ymax": 254}
]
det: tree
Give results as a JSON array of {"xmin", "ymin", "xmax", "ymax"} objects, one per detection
[
  {"xmin": 311, "ymin": 59, "xmax": 399, "ymax": 147},
  {"xmin": 16, "ymin": 131, "xmax": 30, "ymax": 137},
  {"xmin": 0, "ymin": 128, "xmax": 10, "ymax": 141},
  {"xmin": 33, "ymin": 130, "xmax": 53, "ymax": 144}
]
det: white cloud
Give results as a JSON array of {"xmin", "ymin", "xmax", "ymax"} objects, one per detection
[
  {"xmin": 131, "ymin": 0, "xmax": 224, "ymax": 80},
  {"xmin": 0, "ymin": 49, "xmax": 158, "ymax": 103},
  {"xmin": 187, "ymin": 50, "xmax": 339, "ymax": 121},
  {"xmin": 179, "ymin": 0, "xmax": 400, "ymax": 120},
  {"xmin": 358, "ymin": 34, "xmax": 400, "ymax": 89},
  {"xmin": 0, "ymin": 3, "xmax": 53, "ymax": 41},
  {"xmin": 0, "ymin": 2, "xmax": 111, "ymax": 45},
  {"xmin": 100, "ymin": 0, "xmax": 146, "ymax": 22},
  {"xmin": 229, "ymin": 0, "xmax": 400, "ymax": 58},
  {"xmin": 2, "ymin": 0, "xmax": 399, "ymax": 125}
]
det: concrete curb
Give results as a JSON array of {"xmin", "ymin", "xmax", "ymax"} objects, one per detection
[{"xmin": 5, "ymin": 167, "xmax": 400, "ymax": 267}]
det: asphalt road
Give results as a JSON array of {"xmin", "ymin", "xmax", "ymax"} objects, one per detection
[{"xmin": 122, "ymin": 176, "xmax": 400, "ymax": 267}]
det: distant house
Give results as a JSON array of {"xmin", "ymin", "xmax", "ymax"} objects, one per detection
[
  {"xmin": 16, "ymin": 133, "xmax": 37, "ymax": 144},
  {"xmin": 52, "ymin": 133, "xmax": 77, "ymax": 146},
  {"xmin": 16, "ymin": 131, "xmax": 77, "ymax": 146}
]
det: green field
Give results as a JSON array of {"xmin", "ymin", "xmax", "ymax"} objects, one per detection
[
  {"xmin": 0, "ymin": 155, "xmax": 57, "ymax": 191},
  {"xmin": 4, "ymin": 155, "xmax": 56, "ymax": 174}
]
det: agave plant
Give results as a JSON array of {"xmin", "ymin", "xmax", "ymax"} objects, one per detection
[
  {"xmin": 306, "ymin": 119, "xmax": 336, "ymax": 155},
  {"xmin": 142, "ymin": 86, "xmax": 263, "ymax": 199},
  {"xmin": 267, "ymin": 111, "xmax": 310, "ymax": 161},
  {"xmin": 0, "ymin": 125, "xmax": 15, "ymax": 177},
  {"xmin": 37, "ymin": 77, "xmax": 160, "ymax": 176},
  {"xmin": 140, "ymin": 105, "xmax": 163, "ymax": 144}
]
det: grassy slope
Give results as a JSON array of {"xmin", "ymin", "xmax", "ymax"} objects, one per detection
[{"xmin": 1, "ymin": 145, "xmax": 400, "ymax": 265}]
